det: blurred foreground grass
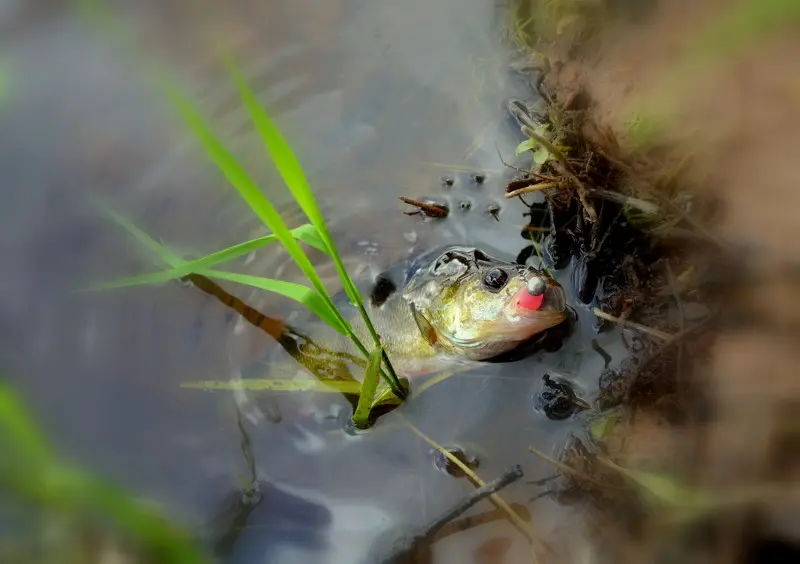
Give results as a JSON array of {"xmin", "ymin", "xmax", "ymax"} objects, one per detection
[{"xmin": 0, "ymin": 379, "xmax": 206, "ymax": 563}]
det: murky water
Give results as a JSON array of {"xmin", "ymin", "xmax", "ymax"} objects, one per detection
[{"xmin": 0, "ymin": 1, "xmax": 630, "ymax": 562}]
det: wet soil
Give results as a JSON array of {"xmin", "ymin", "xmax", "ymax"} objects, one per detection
[{"xmin": 503, "ymin": 0, "xmax": 800, "ymax": 562}]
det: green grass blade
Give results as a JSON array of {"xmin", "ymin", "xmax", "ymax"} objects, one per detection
[
  {"xmin": 352, "ymin": 346, "xmax": 383, "ymax": 429},
  {"xmin": 89, "ymin": 223, "xmax": 327, "ymax": 291},
  {"xmin": 180, "ymin": 379, "xmax": 361, "ymax": 394},
  {"xmin": 0, "ymin": 382, "xmax": 205, "ymax": 563},
  {"xmin": 165, "ymin": 85, "xmax": 338, "ymax": 312},
  {"xmin": 226, "ymin": 63, "xmax": 325, "ymax": 229},
  {"xmin": 3, "ymin": 465, "xmax": 205, "ymax": 563},
  {"xmin": 0, "ymin": 383, "xmax": 52, "ymax": 461},
  {"xmin": 96, "ymin": 207, "xmax": 347, "ymax": 334},
  {"xmin": 208, "ymin": 67, "xmax": 404, "ymax": 397},
  {"xmin": 97, "ymin": 203, "xmax": 185, "ymax": 266},
  {"xmin": 197, "ymin": 270, "xmax": 346, "ymax": 334},
  {"xmin": 226, "ymin": 63, "xmax": 364, "ymax": 305},
  {"xmin": 371, "ymin": 377, "xmax": 410, "ymax": 409}
]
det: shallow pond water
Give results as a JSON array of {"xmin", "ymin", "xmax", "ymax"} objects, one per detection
[{"xmin": 0, "ymin": 1, "xmax": 633, "ymax": 562}]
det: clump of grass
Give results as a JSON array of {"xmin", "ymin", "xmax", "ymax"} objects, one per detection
[
  {"xmin": 0, "ymin": 380, "xmax": 205, "ymax": 562},
  {"xmin": 93, "ymin": 58, "xmax": 407, "ymax": 425}
]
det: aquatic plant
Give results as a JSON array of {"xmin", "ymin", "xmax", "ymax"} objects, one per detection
[
  {"xmin": 0, "ymin": 380, "xmax": 205, "ymax": 563},
  {"xmin": 94, "ymin": 60, "xmax": 407, "ymax": 425}
]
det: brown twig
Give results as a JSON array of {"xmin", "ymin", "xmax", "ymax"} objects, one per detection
[
  {"xmin": 505, "ymin": 182, "xmax": 561, "ymax": 199},
  {"xmin": 505, "ymin": 176, "xmax": 559, "ymax": 194},
  {"xmin": 181, "ymin": 273, "xmax": 285, "ymax": 340},
  {"xmin": 401, "ymin": 418, "xmax": 542, "ymax": 561},
  {"xmin": 398, "ymin": 197, "xmax": 449, "ymax": 218},
  {"xmin": 528, "ymin": 446, "xmax": 622, "ymax": 491},
  {"xmin": 553, "ymin": 161, "xmax": 599, "ymax": 223},
  {"xmin": 592, "ymin": 308, "xmax": 672, "ymax": 341}
]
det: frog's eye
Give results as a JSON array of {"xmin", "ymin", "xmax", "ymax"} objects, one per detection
[{"xmin": 483, "ymin": 268, "xmax": 509, "ymax": 292}]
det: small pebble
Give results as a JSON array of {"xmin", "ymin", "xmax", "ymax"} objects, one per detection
[{"xmin": 459, "ymin": 200, "xmax": 473, "ymax": 211}]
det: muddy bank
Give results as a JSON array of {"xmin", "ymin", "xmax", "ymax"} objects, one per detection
[{"xmin": 506, "ymin": 0, "xmax": 800, "ymax": 561}]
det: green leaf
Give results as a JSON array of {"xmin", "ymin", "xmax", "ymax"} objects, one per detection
[
  {"xmin": 371, "ymin": 377, "xmax": 410, "ymax": 409},
  {"xmin": 3, "ymin": 464, "xmax": 204, "ymax": 563},
  {"xmin": 589, "ymin": 410, "xmax": 621, "ymax": 440},
  {"xmin": 620, "ymin": 468, "xmax": 688, "ymax": 505},
  {"xmin": 180, "ymin": 378, "xmax": 362, "ymax": 394},
  {"xmin": 225, "ymin": 61, "xmax": 405, "ymax": 399},
  {"xmin": 0, "ymin": 381, "xmax": 204, "ymax": 562},
  {"xmin": 533, "ymin": 146, "xmax": 551, "ymax": 165},
  {"xmin": 352, "ymin": 346, "xmax": 383, "ymax": 429},
  {"xmin": 226, "ymin": 62, "xmax": 364, "ymax": 308},
  {"xmin": 515, "ymin": 124, "xmax": 551, "ymax": 160},
  {"xmin": 89, "ymin": 223, "xmax": 328, "ymax": 291},
  {"xmin": 165, "ymin": 83, "xmax": 344, "ymax": 328},
  {"xmin": 97, "ymin": 203, "xmax": 184, "ymax": 267},
  {"xmin": 95, "ymin": 206, "xmax": 347, "ymax": 334},
  {"xmin": 515, "ymin": 138, "xmax": 535, "ymax": 155},
  {"xmin": 197, "ymin": 270, "xmax": 346, "ymax": 334},
  {"xmin": 0, "ymin": 383, "xmax": 52, "ymax": 461},
  {"xmin": 601, "ymin": 457, "xmax": 714, "ymax": 509}
]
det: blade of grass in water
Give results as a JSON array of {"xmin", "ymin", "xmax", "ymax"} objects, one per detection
[
  {"xmin": 97, "ymin": 203, "xmax": 185, "ymax": 266},
  {"xmin": 352, "ymin": 346, "xmax": 384, "ymax": 429},
  {"xmin": 197, "ymin": 270, "xmax": 342, "ymax": 331},
  {"xmin": 90, "ymin": 223, "xmax": 328, "ymax": 290},
  {"xmin": 96, "ymin": 207, "xmax": 345, "ymax": 332},
  {"xmin": 165, "ymin": 85, "xmax": 350, "ymax": 335},
  {"xmin": 180, "ymin": 379, "xmax": 361, "ymax": 394},
  {"xmin": 227, "ymin": 62, "xmax": 405, "ymax": 397}
]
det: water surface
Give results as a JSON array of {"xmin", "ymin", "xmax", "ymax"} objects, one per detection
[{"xmin": 0, "ymin": 1, "xmax": 630, "ymax": 561}]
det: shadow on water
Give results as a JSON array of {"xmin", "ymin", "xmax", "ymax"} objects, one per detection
[{"xmin": 1, "ymin": 1, "xmax": 641, "ymax": 562}]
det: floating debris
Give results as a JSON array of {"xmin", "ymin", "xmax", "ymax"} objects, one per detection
[
  {"xmin": 471, "ymin": 172, "xmax": 486, "ymax": 184},
  {"xmin": 533, "ymin": 373, "xmax": 591, "ymax": 420},
  {"xmin": 398, "ymin": 197, "xmax": 449, "ymax": 218}
]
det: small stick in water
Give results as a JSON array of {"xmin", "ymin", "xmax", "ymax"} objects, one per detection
[
  {"xmin": 182, "ymin": 273, "xmax": 285, "ymax": 339},
  {"xmin": 505, "ymin": 182, "xmax": 561, "ymax": 199},
  {"xmin": 592, "ymin": 308, "xmax": 672, "ymax": 341},
  {"xmin": 377, "ymin": 465, "xmax": 524, "ymax": 564}
]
